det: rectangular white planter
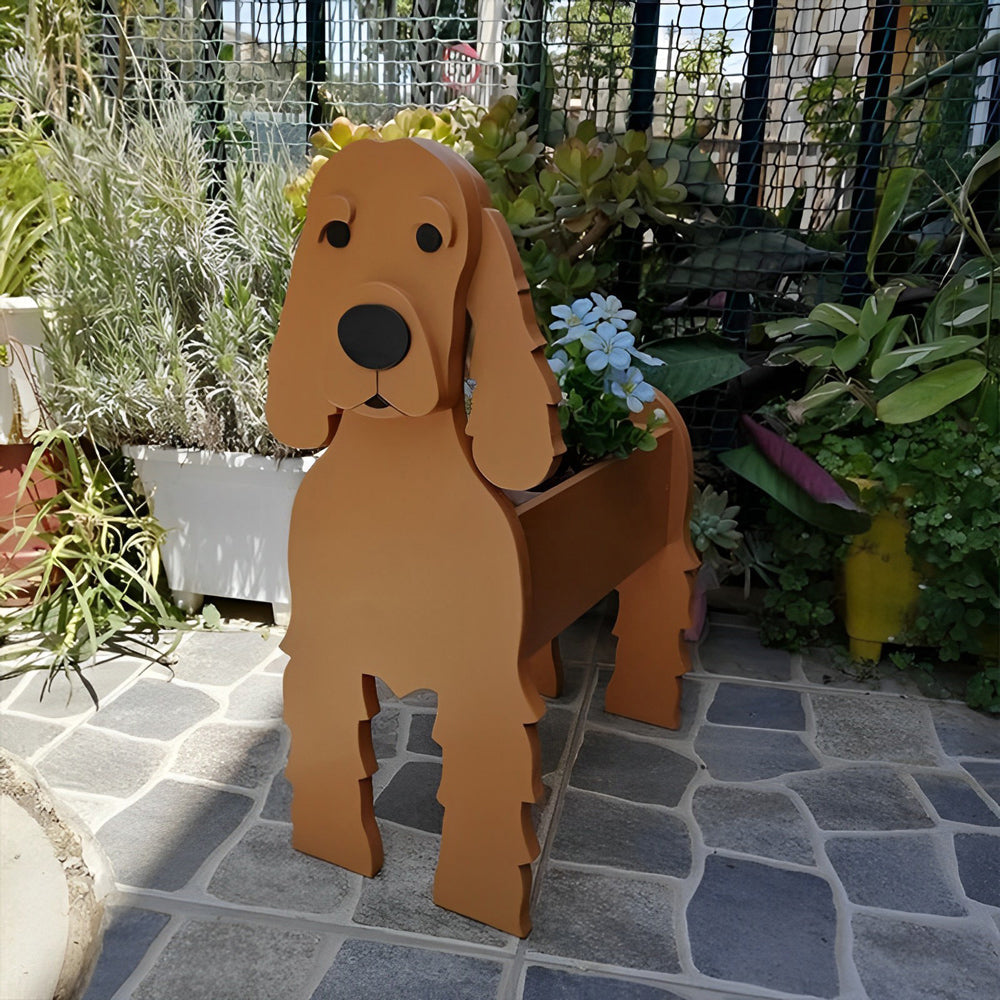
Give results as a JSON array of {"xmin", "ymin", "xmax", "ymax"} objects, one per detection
[{"xmin": 123, "ymin": 446, "xmax": 315, "ymax": 624}]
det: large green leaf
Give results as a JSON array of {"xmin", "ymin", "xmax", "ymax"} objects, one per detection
[
  {"xmin": 809, "ymin": 302, "xmax": 862, "ymax": 337},
  {"xmin": 870, "ymin": 335, "xmax": 984, "ymax": 380},
  {"xmin": 868, "ymin": 167, "xmax": 920, "ymax": 281},
  {"xmin": 720, "ymin": 446, "xmax": 872, "ymax": 535},
  {"xmin": 876, "ymin": 359, "xmax": 988, "ymax": 423},
  {"xmin": 637, "ymin": 337, "xmax": 749, "ymax": 401}
]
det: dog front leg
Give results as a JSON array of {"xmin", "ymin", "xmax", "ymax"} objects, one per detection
[
  {"xmin": 283, "ymin": 664, "xmax": 384, "ymax": 876},
  {"xmin": 432, "ymin": 680, "xmax": 544, "ymax": 937}
]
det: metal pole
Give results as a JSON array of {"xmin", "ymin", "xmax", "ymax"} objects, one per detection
[
  {"xmin": 518, "ymin": 0, "xmax": 545, "ymax": 118},
  {"xmin": 842, "ymin": 0, "xmax": 901, "ymax": 305},
  {"xmin": 305, "ymin": 0, "xmax": 327, "ymax": 129},
  {"xmin": 627, "ymin": 0, "xmax": 660, "ymax": 132},
  {"xmin": 722, "ymin": 0, "xmax": 776, "ymax": 340},
  {"xmin": 413, "ymin": 0, "xmax": 438, "ymax": 105}
]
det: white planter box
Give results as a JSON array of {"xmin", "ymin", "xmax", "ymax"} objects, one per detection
[
  {"xmin": 0, "ymin": 296, "xmax": 47, "ymax": 444},
  {"xmin": 123, "ymin": 446, "xmax": 315, "ymax": 624}
]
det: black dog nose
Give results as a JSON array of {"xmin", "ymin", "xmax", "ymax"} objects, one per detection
[{"xmin": 338, "ymin": 304, "xmax": 411, "ymax": 370}]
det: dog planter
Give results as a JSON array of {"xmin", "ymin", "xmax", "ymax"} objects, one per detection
[{"xmin": 266, "ymin": 137, "xmax": 697, "ymax": 937}]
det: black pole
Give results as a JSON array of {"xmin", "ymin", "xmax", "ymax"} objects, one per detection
[
  {"xmin": 518, "ymin": 0, "xmax": 545, "ymax": 120},
  {"xmin": 842, "ymin": 0, "xmax": 901, "ymax": 304},
  {"xmin": 721, "ymin": 0, "xmax": 776, "ymax": 340},
  {"xmin": 614, "ymin": 0, "xmax": 660, "ymax": 305},
  {"xmin": 305, "ymin": 0, "xmax": 327, "ymax": 129},
  {"xmin": 627, "ymin": 0, "xmax": 660, "ymax": 132}
]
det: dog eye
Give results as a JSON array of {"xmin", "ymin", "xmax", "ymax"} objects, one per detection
[
  {"xmin": 416, "ymin": 223, "xmax": 442, "ymax": 253},
  {"xmin": 323, "ymin": 221, "xmax": 351, "ymax": 248}
]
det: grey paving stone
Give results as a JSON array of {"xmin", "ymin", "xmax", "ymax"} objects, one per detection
[
  {"xmin": 169, "ymin": 630, "xmax": 281, "ymax": 685},
  {"xmin": 570, "ymin": 731, "xmax": 697, "ymax": 806},
  {"xmin": 406, "ymin": 712, "xmax": 440, "ymax": 756},
  {"xmin": 539, "ymin": 708, "xmax": 574, "ymax": 776},
  {"xmin": 915, "ymin": 772, "xmax": 1000, "ymax": 827},
  {"xmin": 352, "ymin": 824, "xmax": 508, "ymax": 945},
  {"xmin": 401, "ymin": 687, "xmax": 437, "ymax": 707},
  {"xmin": 98, "ymin": 779, "xmax": 253, "ymax": 890},
  {"xmin": 852, "ymin": 913, "xmax": 1000, "ymax": 1000},
  {"xmin": 263, "ymin": 771, "xmax": 292, "ymax": 821},
  {"xmin": 698, "ymin": 629, "xmax": 792, "ymax": 681},
  {"xmin": 81, "ymin": 906, "xmax": 171, "ymax": 1000},
  {"xmin": 370, "ymin": 708, "xmax": 400, "ymax": 759},
  {"xmin": 173, "ymin": 723, "xmax": 282, "ymax": 788},
  {"xmin": 688, "ymin": 855, "xmax": 839, "ymax": 997},
  {"xmin": 547, "ymin": 664, "xmax": 588, "ymax": 706},
  {"xmin": 10, "ymin": 657, "xmax": 151, "ymax": 718},
  {"xmin": 963, "ymin": 761, "xmax": 1000, "ymax": 806},
  {"xmin": 312, "ymin": 939, "xmax": 505, "ymax": 1000},
  {"xmin": 90, "ymin": 680, "xmax": 219, "ymax": 740},
  {"xmin": 38, "ymin": 726, "xmax": 166, "ymax": 798},
  {"xmin": 557, "ymin": 610, "xmax": 602, "ymax": 662},
  {"xmin": 227, "ymin": 673, "xmax": 283, "ymax": 721},
  {"xmin": 0, "ymin": 714, "xmax": 64, "ymax": 758},
  {"xmin": 522, "ymin": 966, "xmax": 688, "ymax": 999},
  {"xmin": 694, "ymin": 725, "xmax": 820, "ymax": 781},
  {"xmin": 208, "ymin": 822, "xmax": 357, "ymax": 913},
  {"xmin": 932, "ymin": 703, "xmax": 1000, "ymax": 759},
  {"xmin": 589, "ymin": 669, "xmax": 702, "ymax": 741},
  {"xmin": 594, "ymin": 615, "xmax": 619, "ymax": 666},
  {"xmin": 264, "ymin": 652, "xmax": 288, "ymax": 674},
  {"xmin": 133, "ymin": 918, "xmax": 323, "ymax": 1000},
  {"xmin": 374, "ymin": 760, "xmax": 444, "ymax": 834},
  {"xmin": 551, "ymin": 789, "xmax": 692, "ymax": 876},
  {"xmin": 954, "ymin": 832, "xmax": 1000, "ymax": 906},
  {"xmin": 810, "ymin": 693, "xmax": 939, "ymax": 764},
  {"xmin": 825, "ymin": 834, "xmax": 966, "ymax": 914},
  {"xmin": 788, "ymin": 767, "xmax": 934, "ymax": 830},
  {"xmin": 706, "ymin": 683, "xmax": 805, "ymax": 730},
  {"xmin": 529, "ymin": 866, "xmax": 679, "ymax": 972},
  {"xmin": 692, "ymin": 785, "xmax": 815, "ymax": 865}
]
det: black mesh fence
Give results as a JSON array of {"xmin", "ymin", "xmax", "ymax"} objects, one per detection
[{"xmin": 41, "ymin": 1, "xmax": 1000, "ymax": 447}]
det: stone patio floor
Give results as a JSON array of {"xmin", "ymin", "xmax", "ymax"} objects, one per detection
[{"xmin": 1, "ymin": 604, "xmax": 998, "ymax": 1000}]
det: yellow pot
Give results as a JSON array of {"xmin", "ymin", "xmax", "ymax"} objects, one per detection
[{"xmin": 841, "ymin": 480, "xmax": 921, "ymax": 661}]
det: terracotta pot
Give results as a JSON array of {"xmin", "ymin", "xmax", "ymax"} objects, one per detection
[{"xmin": 0, "ymin": 443, "xmax": 58, "ymax": 605}]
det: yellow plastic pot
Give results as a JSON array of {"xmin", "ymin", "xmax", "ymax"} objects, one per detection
[{"xmin": 840, "ymin": 481, "xmax": 921, "ymax": 661}]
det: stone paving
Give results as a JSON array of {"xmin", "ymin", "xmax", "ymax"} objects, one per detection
[{"xmin": 1, "ymin": 605, "xmax": 999, "ymax": 1000}]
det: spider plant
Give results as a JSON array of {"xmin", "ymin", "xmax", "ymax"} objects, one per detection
[{"xmin": 0, "ymin": 428, "xmax": 184, "ymax": 703}]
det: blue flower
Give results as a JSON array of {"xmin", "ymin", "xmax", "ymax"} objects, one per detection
[
  {"xmin": 608, "ymin": 366, "xmax": 656, "ymax": 412},
  {"xmin": 627, "ymin": 343, "xmax": 665, "ymax": 366},
  {"xmin": 581, "ymin": 323, "xmax": 634, "ymax": 372},
  {"xmin": 549, "ymin": 298, "xmax": 596, "ymax": 343},
  {"xmin": 583, "ymin": 292, "xmax": 637, "ymax": 330},
  {"xmin": 547, "ymin": 349, "xmax": 570, "ymax": 378}
]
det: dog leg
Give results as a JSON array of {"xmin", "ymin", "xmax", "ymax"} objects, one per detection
[
  {"xmin": 432, "ymin": 681, "xmax": 544, "ymax": 937},
  {"xmin": 523, "ymin": 639, "xmax": 563, "ymax": 699},
  {"xmin": 283, "ymin": 664, "xmax": 384, "ymax": 876},
  {"xmin": 608, "ymin": 538, "xmax": 697, "ymax": 729}
]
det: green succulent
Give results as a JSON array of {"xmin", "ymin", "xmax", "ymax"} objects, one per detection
[{"xmin": 690, "ymin": 485, "xmax": 743, "ymax": 559}]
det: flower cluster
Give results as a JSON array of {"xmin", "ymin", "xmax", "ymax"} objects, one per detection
[{"xmin": 544, "ymin": 293, "xmax": 667, "ymax": 465}]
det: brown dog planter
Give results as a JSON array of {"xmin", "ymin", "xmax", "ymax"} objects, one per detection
[{"xmin": 266, "ymin": 137, "xmax": 697, "ymax": 937}]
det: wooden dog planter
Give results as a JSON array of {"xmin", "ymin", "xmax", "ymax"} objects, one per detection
[{"xmin": 266, "ymin": 137, "xmax": 697, "ymax": 938}]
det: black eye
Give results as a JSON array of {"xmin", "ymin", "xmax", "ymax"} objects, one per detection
[
  {"xmin": 416, "ymin": 223, "xmax": 442, "ymax": 253},
  {"xmin": 324, "ymin": 221, "xmax": 351, "ymax": 248}
]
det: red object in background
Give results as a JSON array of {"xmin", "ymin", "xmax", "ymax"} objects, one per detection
[
  {"xmin": 1, "ymin": 443, "xmax": 58, "ymax": 605},
  {"xmin": 441, "ymin": 43, "xmax": 482, "ymax": 92}
]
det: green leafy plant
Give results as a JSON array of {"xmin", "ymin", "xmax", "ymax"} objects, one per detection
[
  {"xmin": 0, "ymin": 429, "xmax": 185, "ymax": 703},
  {"xmin": 37, "ymin": 91, "xmax": 301, "ymax": 456}
]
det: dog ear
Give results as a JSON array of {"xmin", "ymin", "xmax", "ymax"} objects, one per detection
[
  {"xmin": 266, "ymin": 302, "xmax": 340, "ymax": 450},
  {"xmin": 465, "ymin": 208, "xmax": 564, "ymax": 490}
]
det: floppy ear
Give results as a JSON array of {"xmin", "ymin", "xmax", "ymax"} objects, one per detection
[
  {"xmin": 266, "ymin": 264, "xmax": 340, "ymax": 450},
  {"xmin": 465, "ymin": 209, "xmax": 565, "ymax": 490}
]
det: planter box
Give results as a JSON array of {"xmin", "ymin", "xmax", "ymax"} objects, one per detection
[
  {"xmin": 123, "ymin": 446, "xmax": 314, "ymax": 623},
  {"xmin": 0, "ymin": 296, "xmax": 47, "ymax": 445}
]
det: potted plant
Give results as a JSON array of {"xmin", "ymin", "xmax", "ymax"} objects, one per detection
[
  {"xmin": 32, "ymin": 90, "xmax": 311, "ymax": 623},
  {"xmin": 721, "ymin": 145, "xmax": 999, "ymax": 710}
]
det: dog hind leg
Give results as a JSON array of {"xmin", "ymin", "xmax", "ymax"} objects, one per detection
[
  {"xmin": 607, "ymin": 536, "xmax": 697, "ymax": 730},
  {"xmin": 283, "ymin": 664, "xmax": 384, "ymax": 876}
]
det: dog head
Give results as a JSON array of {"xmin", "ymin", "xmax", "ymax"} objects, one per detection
[{"xmin": 266, "ymin": 137, "xmax": 564, "ymax": 491}]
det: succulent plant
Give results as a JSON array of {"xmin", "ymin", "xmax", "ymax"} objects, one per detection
[{"xmin": 690, "ymin": 484, "xmax": 743, "ymax": 560}]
